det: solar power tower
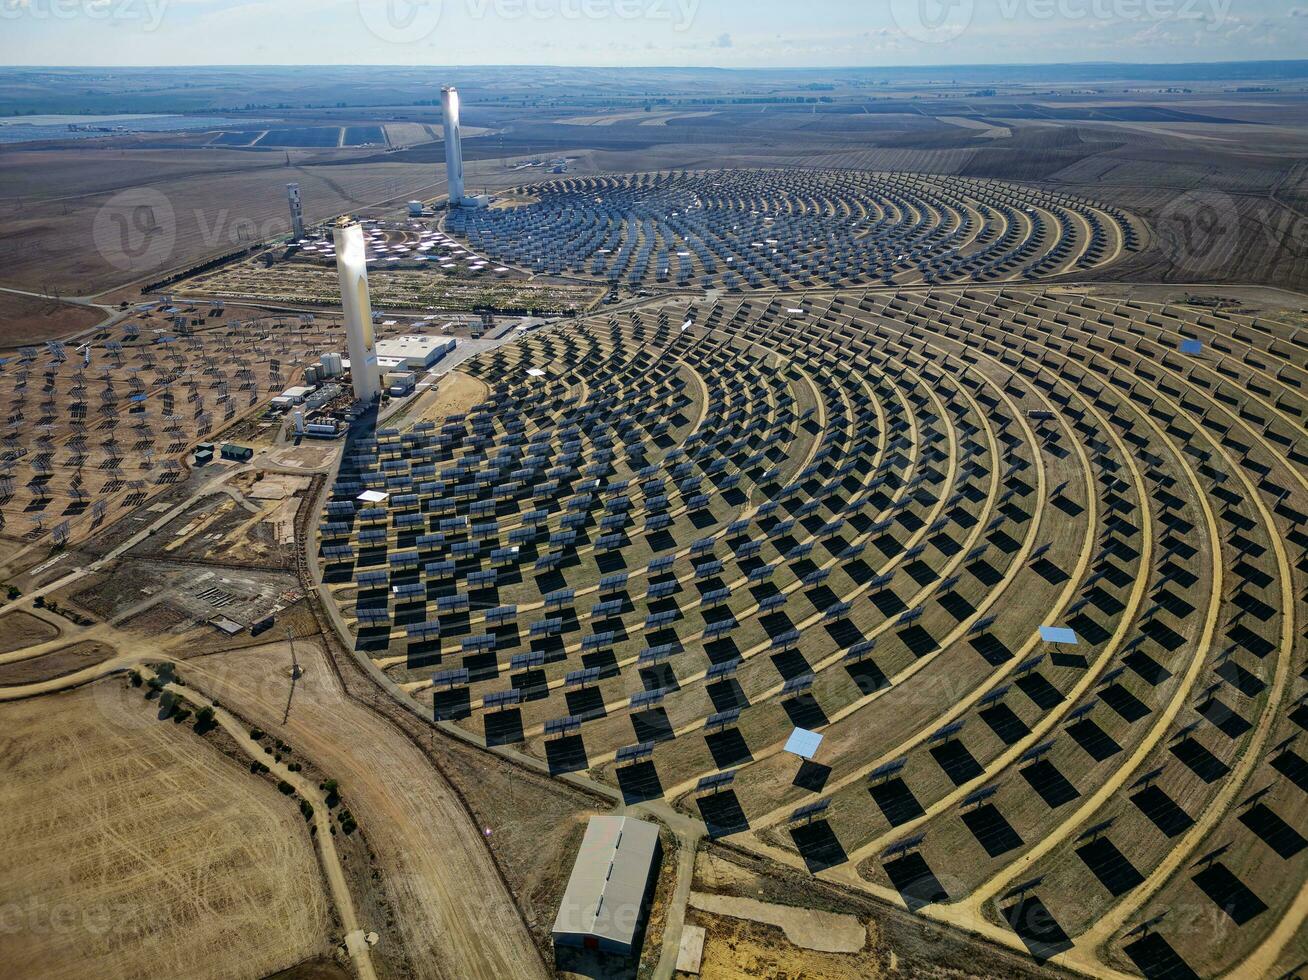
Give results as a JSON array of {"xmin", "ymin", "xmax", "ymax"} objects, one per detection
[
  {"xmin": 286, "ymin": 183, "xmax": 305, "ymax": 239},
  {"xmin": 332, "ymin": 218, "xmax": 382, "ymax": 403},
  {"xmin": 441, "ymin": 86, "xmax": 466, "ymax": 207}
]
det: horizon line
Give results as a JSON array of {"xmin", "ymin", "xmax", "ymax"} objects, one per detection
[{"xmin": 4, "ymin": 56, "xmax": 1308, "ymax": 72}]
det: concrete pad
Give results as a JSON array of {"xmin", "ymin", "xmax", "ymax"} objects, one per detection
[{"xmin": 676, "ymin": 924, "xmax": 705, "ymax": 975}]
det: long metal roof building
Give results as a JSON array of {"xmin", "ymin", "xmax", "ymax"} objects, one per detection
[{"xmin": 551, "ymin": 815, "xmax": 662, "ymax": 955}]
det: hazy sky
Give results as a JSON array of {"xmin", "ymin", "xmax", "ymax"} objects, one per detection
[{"xmin": 1, "ymin": 0, "xmax": 1305, "ymax": 67}]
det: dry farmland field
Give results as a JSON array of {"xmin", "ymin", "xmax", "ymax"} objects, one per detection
[
  {"xmin": 0, "ymin": 679, "xmax": 334, "ymax": 980},
  {"xmin": 0, "ymin": 292, "xmax": 104, "ymax": 349}
]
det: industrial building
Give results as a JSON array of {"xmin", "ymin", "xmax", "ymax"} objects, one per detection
[
  {"xmin": 375, "ymin": 335, "xmax": 457, "ymax": 372},
  {"xmin": 385, "ymin": 371, "xmax": 417, "ymax": 397},
  {"xmin": 271, "ymin": 385, "xmax": 314, "ymax": 408},
  {"xmin": 220, "ymin": 443, "xmax": 253, "ymax": 463},
  {"xmin": 551, "ymin": 816, "xmax": 661, "ymax": 956}
]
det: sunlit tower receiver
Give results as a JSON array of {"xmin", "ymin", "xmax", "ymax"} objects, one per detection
[
  {"xmin": 441, "ymin": 86, "xmax": 466, "ymax": 207},
  {"xmin": 287, "ymin": 182, "xmax": 305, "ymax": 239},
  {"xmin": 332, "ymin": 217, "xmax": 381, "ymax": 403}
]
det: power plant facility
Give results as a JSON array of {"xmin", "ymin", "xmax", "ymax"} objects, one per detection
[
  {"xmin": 333, "ymin": 217, "xmax": 382, "ymax": 403},
  {"xmin": 287, "ymin": 182, "xmax": 305, "ymax": 239}
]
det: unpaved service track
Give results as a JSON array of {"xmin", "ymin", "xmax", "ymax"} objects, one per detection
[{"xmin": 183, "ymin": 638, "xmax": 548, "ymax": 980}]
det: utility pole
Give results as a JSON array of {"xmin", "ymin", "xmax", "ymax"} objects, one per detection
[
  {"xmin": 282, "ymin": 626, "xmax": 301, "ymax": 725},
  {"xmin": 287, "ymin": 626, "xmax": 302, "ymax": 679}
]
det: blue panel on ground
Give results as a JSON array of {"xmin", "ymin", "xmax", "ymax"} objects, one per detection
[{"xmin": 784, "ymin": 727, "xmax": 824, "ymax": 760}]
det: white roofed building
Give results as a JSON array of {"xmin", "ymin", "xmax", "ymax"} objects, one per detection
[
  {"xmin": 551, "ymin": 816, "xmax": 662, "ymax": 956},
  {"xmin": 374, "ymin": 335, "xmax": 456, "ymax": 371}
]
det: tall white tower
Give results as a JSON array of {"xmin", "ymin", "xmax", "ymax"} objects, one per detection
[
  {"xmin": 441, "ymin": 86, "xmax": 465, "ymax": 208},
  {"xmin": 287, "ymin": 182, "xmax": 305, "ymax": 239},
  {"xmin": 333, "ymin": 219, "xmax": 381, "ymax": 403}
]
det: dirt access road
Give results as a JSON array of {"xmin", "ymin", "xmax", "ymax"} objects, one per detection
[{"xmin": 179, "ymin": 638, "xmax": 549, "ymax": 980}]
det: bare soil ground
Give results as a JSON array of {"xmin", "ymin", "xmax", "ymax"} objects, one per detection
[
  {"xmin": 266, "ymin": 958, "xmax": 352, "ymax": 980},
  {"xmin": 0, "ymin": 678, "xmax": 333, "ymax": 980},
  {"xmin": 691, "ymin": 848, "xmax": 1057, "ymax": 980},
  {"xmin": 685, "ymin": 909, "xmax": 885, "ymax": 980},
  {"xmin": 178, "ymin": 637, "xmax": 550, "ymax": 980},
  {"xmin": 0, "ymin": 610, "xmax": 59, "ymax": 652},
  {"xmin": 308, "ymin": 619, "xmax": 605, "ymax": 961},
  {"xmin": 0, "ymin": 292, "xmax": 105, "ymax": 348},
  {"xmin": 383, "ymin": 370, "xmax": 488, "ymax": 431},
  {"xmin": 688, "ymin": 891, "xmax": 866, "ymax": 953},
  {"xmin": 0, "ymin": 639, "xmax": 113, "ymax": 685}
]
